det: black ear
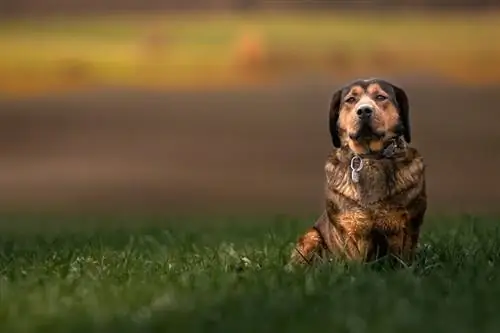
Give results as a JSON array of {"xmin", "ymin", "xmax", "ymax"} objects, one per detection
[
  {"xmin": 391, "ymin": 84, "xmax": 411, "ymax": 143},
  {"xmin": 329, "ymin": 89, "xmax": 343, "ymax": 148}
]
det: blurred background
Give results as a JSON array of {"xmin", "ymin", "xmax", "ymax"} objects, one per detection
[{"xmin": 0, "ymin": 1, "xmax": 499, "ymax": 219}]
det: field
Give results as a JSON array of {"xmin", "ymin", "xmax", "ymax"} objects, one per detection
[
  {"xmin": 1, "ymin": 10, "xmax": 500, "ymax": 332},
  {"xmin": 1, "ymin": 11, "xmax": 500, "ymax": 96},
  {"xmin": 0, "ymin": 81, "xmax": 499, "ymax": 215},
  {"xmin": 0, "ymin": 214, "xmax": 498, "ymax": 332}
]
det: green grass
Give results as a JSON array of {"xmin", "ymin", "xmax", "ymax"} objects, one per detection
[{"xmin": 0, "ymin": 214, "xmax": 499, "ymax": 333}]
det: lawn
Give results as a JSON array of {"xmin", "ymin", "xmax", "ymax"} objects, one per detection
[
  {"xmin": 1, "ymin": 11, "xmax": 500, "ymax": 96},
  {"xmin": 0, "ymin": 214, "xmax": 498, "ymax": 333}
]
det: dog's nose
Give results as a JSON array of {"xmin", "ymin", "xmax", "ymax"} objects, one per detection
[{"xmin": 356, "ymin": 106, "xmax": 373, "ymax": 119}]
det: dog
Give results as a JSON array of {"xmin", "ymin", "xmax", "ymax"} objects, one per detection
[{"xmin": 290, "ymin": 78, "xmax": 427, "ymax": 266}]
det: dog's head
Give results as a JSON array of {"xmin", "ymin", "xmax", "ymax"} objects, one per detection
[{"xmin": 329, "ymin": 78, "xmax": 410, "ymax": 154}]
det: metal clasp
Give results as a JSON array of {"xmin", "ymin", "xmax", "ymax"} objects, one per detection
[{"xmin": 350, "ymin": 155, "xmax": 363, "ymax": 183}]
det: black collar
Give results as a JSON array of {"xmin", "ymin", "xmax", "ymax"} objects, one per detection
[{"xmin": 343, "ymin": 137, "xmax": 408, "ymax": 160}]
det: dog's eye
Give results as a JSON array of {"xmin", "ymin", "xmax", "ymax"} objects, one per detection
[
  {"xmin": 375, "ymin": 94, "xmax": 387, "ymax": 101},
  {"xmin": 345, "ymin": 96, "xmax": 356, "ymax": 104}
]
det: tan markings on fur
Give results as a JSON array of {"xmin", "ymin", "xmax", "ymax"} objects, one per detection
[
  {"xmin": 348, "ymin": 85, "xmax": 364, "ymax": 97},
  {"xmin": 347, "ymin": 139, "xmax": 385, "ymax": 155},
  {"xmin": 339, "ymin": 83, "xmax": 402, "ymax": 154},
  {"xmin": 290, "ymin": 80, "xmax": 426, "ymax": 267},
  {"xmin": 325, "ymin": 159, "xmax": 358, "ymax": 202},
  {"xmin": 335, "ymin": 210, "xmax": 372, "ymax": 260},
  {"xmin": 367, "ymin": 83, "xmax": 400, "ymax": 137},
  {"xmin": 367, "ymin": 83, "xmax": 399, "ymax": 138},
  {"xmin": 324, "ymin": 209, "xmax": 409, "ymax": 262},
  {"xmin": 290, "ymin": 228, "xmax": 323, "ymax": 265},
  {"xmin": 392, "ymin": 155, "xmax": 425, "ymax": 194},
  {"xmin": 306, "ymin": 146, "xmax": 425, "ymax": 264},
  {"xmin": 336, "ymin": 209, "xmax": 407, "ymax": 238},
  {"xmin": 325, "ymin": 149, "xmax": 424, "ymax": 206},
  {"xmin": 368, "ymin": 139, "xmax": 384, "ymax": 152}
]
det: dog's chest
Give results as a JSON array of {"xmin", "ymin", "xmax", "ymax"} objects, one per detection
[
  {"xmin": 355, "ymin": 159, "xmax": 395, "ymax": 204},
  {"xmin": 327, "ymin": 158, "xmax": 396, "ymax": 206},
  {"xmin": 326, "ymin": 159, "xmax": 405, "ymax": 235},
  {"xmin": 325, "ymin": 150, "xmax": 425, "ymax": 209}
]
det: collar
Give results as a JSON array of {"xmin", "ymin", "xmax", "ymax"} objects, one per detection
[
  {"xmin": 353, "ymin": 136, "xmax": 407, "ymax": 159},
  {"xmin": 347, "ymin": 137, "xmax": 408, "ymax": 183}
]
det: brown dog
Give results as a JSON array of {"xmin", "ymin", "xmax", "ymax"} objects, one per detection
[{"xmin": 290, "ymin": 78, "xmax": 427, "ymax": 266}]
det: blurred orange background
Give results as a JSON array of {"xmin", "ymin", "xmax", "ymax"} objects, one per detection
[{"xmin": 0, "ymin": 1, "xmax": 499, "ymax": 217}]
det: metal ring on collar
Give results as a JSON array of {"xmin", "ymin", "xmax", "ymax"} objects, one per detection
[{"xmin": 350, "ymin": 155, "xmax": 363, "ymax": 172}]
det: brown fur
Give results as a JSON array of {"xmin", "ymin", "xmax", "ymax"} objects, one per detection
[{"xmin": 290, "ymin": 78, "xmax": 426, "ymax": 266}]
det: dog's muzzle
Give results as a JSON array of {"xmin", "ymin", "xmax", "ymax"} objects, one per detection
[{"xmin": 356, "ymin": 104, "xmax": 373, "ymax": 120}]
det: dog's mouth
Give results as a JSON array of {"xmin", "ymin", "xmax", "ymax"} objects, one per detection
[{"xmin": 349, "ymin": 123, "xmax": 385, "ymax": 142}]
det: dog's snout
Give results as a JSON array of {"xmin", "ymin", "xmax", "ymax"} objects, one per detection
[{"xmin": 356, "ymin": 106, "xmax": 373, "ymax": 119}]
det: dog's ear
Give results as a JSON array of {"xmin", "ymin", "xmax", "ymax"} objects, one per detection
[
  {"xmin": 329, "ymin": 88, "xmax": 343, "ymax": 148},
  {"xmin": 391, "ymin": 84, "xmax": 411, "ymax": 143}
]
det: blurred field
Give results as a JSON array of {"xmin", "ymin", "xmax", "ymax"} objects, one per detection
[
  {"xmin": 1, "ymin": 11, "xmax": 500, "ymax": 96},
  {"xmin": 0, "ymin": 80, "xmax": 499, "ymax": 216},
  {"xmin": 0, "ymin": 214, "xmax": 499, "ymax": 333}
]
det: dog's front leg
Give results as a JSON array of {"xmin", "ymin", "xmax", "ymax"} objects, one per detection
[
  {"xmin": 403, "ymin": 193, "xmax": 427, "ymax": 264},
  {"xmin": 289, "ymin": 227, "xmax": 324, "ymax": 265}
]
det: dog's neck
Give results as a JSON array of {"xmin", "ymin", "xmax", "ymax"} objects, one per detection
[
  {"xmin": 341, "ymin": 136, "xmax": 408, "ymax": 161},
  {"xmin": 326, "ymin": 136, "xmax": 420, "ymax": 206},
  {"xmin": 341, "ymin": 137, "xmax": 409, "ymax": 201}
]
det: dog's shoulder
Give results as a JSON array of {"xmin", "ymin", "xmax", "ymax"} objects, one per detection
[
  {"xmin": 389, "ymin": 146, "xmax": 427, "ymax": 208},
  {"xmin": 393, "ymin": 146, "xmax": 426, "ymax": 184},
  {"xmin": 400, "ymin": 146, "xmax": 424, "ymax": 165},
  {"xmin": 323, "ymin": 148, "xmax": 356, "ymax": 203},
  {"xmin": 324, "ymin": 148, "xmax": 349, "ymax": 175}
]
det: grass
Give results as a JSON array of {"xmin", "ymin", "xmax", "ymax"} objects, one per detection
[
  {"xmin": 1, "ymin": 11, "xmax": 500, "ymax": 96},
  {"xmin": 0, "ymin": 213, "xmax": 498, "ymax": 332}
]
